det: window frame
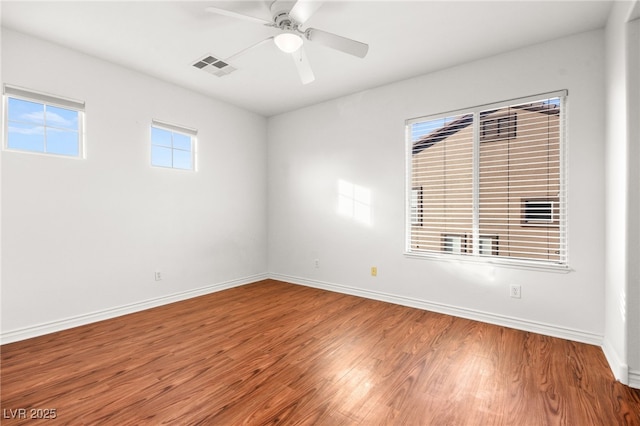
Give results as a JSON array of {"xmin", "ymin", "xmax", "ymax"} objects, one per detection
[
  {"xmin": 150, "ymin": 119, "xmax": 197, "ymax": 171},
  {"xmin": 2, "ymin": 84, "xmax": 85, "ymax": 158},
  {"xmin": 405, "ymin": 90, "xmax": 568, "ymax": 271}
]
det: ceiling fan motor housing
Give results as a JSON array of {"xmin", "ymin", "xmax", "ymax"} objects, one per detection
[{"xmin": 273, "ymin": 12, "xmax": 297, "ymax": 32}]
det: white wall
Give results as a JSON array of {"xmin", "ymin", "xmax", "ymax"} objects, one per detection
[
  {"xmin": 603, "ymin": 1, "xmax": 640, "ymax": 386},
  {"xmin": 268, "ymin": 30, "xmax": 606, "ymax": 344},
  {"xmin": 604, "ymin": 0, "xmax": 631, "ymax": 384},
  {"xmin": 628, "ymin": 16, "xmax": 640, "ymax": 387},
  {"xmin": 1, "ymin": 29, "xmax": 268, "ymax": 342}
]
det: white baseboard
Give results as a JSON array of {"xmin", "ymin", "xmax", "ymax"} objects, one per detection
[
  {"xmin": 629, "ymin": 369, "xmax": 640, "ymax": 389},
  {"xmin": 270, "ymin": 273, "xmax": 604, "ymax": 346},
  {"xmin": 0, "ymin": 273, "xmax": 269, "ymax": 345},
  {"xmin": 601, "ymin": 338, "xmax": 629, "ymax": 385}
]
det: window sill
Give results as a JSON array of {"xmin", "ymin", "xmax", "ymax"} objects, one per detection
[
  {"xmin": 2, "ymin": 147, "xmax": 84, "ymax": 160},
  {"xmin": 404, "ymin": 251, "xmax": 572, "ymax": 274}
]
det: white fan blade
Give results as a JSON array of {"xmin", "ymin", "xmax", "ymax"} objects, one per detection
[
  {"xmin": 305, "ymin": 28, "xmax": 368, "ymax": 58},
  {"xmin": 292, "ymin": 46, "xmax": 315, "ymax": 85},
  {"xmin": 226, "ymin": 37, "xmax": 274, "ymax": 62},
  {"xmin": 205, "ymin": 6, "xmax": 272, "ymax": 26},
  {"xmin": 289, "ymin": 0, "xmax": 324, "ymax": 25}
]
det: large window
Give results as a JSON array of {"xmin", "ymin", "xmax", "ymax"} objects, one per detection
[
  {"xmin": 406, "ymin": 91, "xmax": 566, "ymax": 267},
  {"xmin": 3, "ymin": 85, "xmax": 85, "ymax": 158},
  {"xmin": 150, "ymin": 120, "xmax": 196, "ymax": 171}
]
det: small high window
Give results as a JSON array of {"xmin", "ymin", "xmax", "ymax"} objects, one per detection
[
  {"xmin": 151, "ymin": 120, "xmax": 197, "ymax": 171},
  {"xmin": 3, "ymin": 85, "xmax": 85, "ymax": 158}
]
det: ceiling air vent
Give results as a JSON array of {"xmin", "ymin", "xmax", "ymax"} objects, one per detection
[{"xmin": 192, "ymin": 55, "xmax": 236, "ymax": 77}]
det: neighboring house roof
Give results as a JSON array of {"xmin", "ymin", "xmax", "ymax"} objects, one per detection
[
  {"xmin": 412, "ymin": 114, "xmax": 473, "ymax": 155},
  {"xmin": 412, "ymin": 102, "xmax": 560, "ymax": 155}
]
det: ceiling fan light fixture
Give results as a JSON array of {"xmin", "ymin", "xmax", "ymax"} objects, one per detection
[{"xmin": 274, "ymin": 32, "xmax": 303, "ymax": 53}]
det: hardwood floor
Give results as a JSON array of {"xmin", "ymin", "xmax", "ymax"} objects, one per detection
[{"xmin": 2, "ymin": 279, "xmax": 639, "ymax": 425}]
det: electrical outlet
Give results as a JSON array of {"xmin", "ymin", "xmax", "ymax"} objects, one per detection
[
  {"xmin": 510, "ymin": 284, "xmax": 521, "ymax": 298},
  {"xmin": 155, "ymin": 271, "xmax": 162, "ymax": 281},
  {"xmin": 314, "ymin": 259, "xmax": 319, "ymax": 269},
  {"xmin": 371, "ymin": 266, "xmax": 377, "ymax": 277}
]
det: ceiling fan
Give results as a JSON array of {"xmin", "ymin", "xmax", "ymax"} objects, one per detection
[{"xmin": 204, "ymin": 0, "xmax": 369, "ymax": 84}]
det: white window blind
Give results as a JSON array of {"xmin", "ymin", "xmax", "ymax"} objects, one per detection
[
  {"xmin": 4, "ymin": 85, "xmax": 85, "ymax": 110},
  {"xmin": 406, "ymin": 91, "xmax": 567, "ymax": 267}
]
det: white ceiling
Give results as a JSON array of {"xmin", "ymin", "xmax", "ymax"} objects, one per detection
[{"xmin": 1, "ymin": 0, "xmax": 613, "ymax": 117}]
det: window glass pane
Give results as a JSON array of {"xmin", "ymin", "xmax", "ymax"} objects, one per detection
[
  {"xmin": 150, "ymin": 123, "xmax": 196, "ymax": 170},
  {"xmin": 173, "ymin": 133, "xmax": 191, "ymax": 151},
  {"xmin": 46, "ymin": 105, "xmax": 78, "ymax": 130},
  {"xmin": 151, "ymin": 145, "xmax": 172, "ymax": 167},
  {"xmin": 47, "ymin": 130, "xmax": 79, "ymax": 156},
  {"xmin": 4, "ymin": 89, "xmax": 83, "ymax": 158},
  {"xmin": 173, "ymin": 149, "xmax": 192, "ymax": 170},
  {"xmin": 479, "ymin": 99, "xmax": 561, "ymax": 262},
  {"xmin": 8, "ymin": 97, "xmax": 45, "ymax": 124},
  {"xmin": 7, "ymin": 122, "xmax": 45, "ymax": 152},
  {"xmin": 151, "ymin": 127, "xmax": 172, "ymax": 147},
  {"xmin": 410, "ymin": 113, "xmax": 474, "ymax": 254}
]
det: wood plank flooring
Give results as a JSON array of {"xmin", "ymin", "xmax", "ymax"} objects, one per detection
[{"xmin": 2, "ymin": 279, "xmax": 639, "ymax": 425}]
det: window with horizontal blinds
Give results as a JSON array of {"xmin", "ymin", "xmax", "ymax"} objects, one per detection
[{"xmin": 406, "ymin": 91, "xmax": 567, "ymax": 267}]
